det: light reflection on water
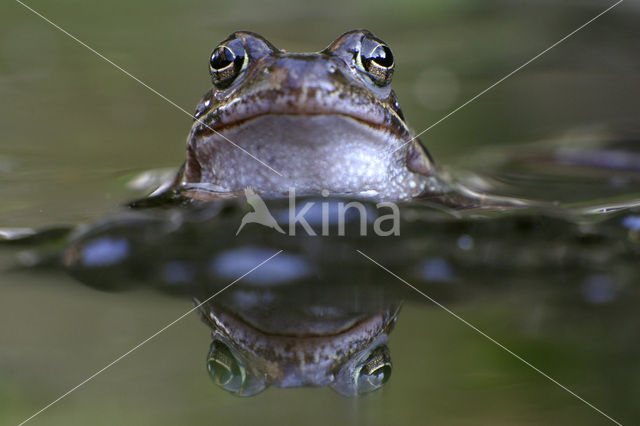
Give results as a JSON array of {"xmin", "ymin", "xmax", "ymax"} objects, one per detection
[{"xmin": 210, "ymin": 247, "xmax": 311, "ymax": 285}]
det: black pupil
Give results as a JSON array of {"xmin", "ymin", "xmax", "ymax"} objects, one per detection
[
  {"xmin": 370, "ymin": 45, "xmax": 393, "ymax": 68},
  {"xmin": 211, "ymin": 46, "xmax": 236, "ymax": 70}
]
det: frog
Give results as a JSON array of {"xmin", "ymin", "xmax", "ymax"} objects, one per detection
[{"xmin": 172, "ymin": 29, "xmax": 445, "ymax": 202}]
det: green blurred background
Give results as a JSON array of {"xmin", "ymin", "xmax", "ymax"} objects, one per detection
[
  {"xmin": 1, "ymin": 0, "xmax": 639, "ymax": 227},
  {"xmin": 1, "ymin": 0, "xmax": 639, "ymax": 424}
]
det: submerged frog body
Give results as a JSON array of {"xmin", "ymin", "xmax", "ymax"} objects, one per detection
[{"xmin": 176, "ymin": 30, "xmax": 442, "ymax": 201}]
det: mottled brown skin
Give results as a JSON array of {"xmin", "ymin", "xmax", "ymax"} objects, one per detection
[{"xmin": 175, "ymin": 30, "xmax": 444, "ymax": 201}]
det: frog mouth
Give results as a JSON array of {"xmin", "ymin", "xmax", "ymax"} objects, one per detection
[
  {"xmin": 198, "ymin": 87, "xmax": 409, "ymax": 139},
  {"xmin": 210, "ymin": 111, "xmax": 407, "ymax": 140}
]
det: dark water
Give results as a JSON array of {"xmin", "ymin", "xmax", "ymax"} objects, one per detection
[{"xmin": 2, "ymin": 1, "xmax": 640, "ymax": 425}]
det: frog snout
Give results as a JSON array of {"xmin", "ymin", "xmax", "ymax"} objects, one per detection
[{"xmin": 268, "ymin": 56, "xmax": 346, "ymax": 92}]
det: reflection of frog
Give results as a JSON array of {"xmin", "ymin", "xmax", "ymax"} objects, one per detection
[
  {"xmin": 54, "ymin": 211, "xmax": 406, "ymax": 396},
  {"xmin": 175, "ymin": 30, "xmax": 442, "ymax": 201},
  {"xmin": 195, "ymin": 278, "xmax": 400, "ymax": 396}
]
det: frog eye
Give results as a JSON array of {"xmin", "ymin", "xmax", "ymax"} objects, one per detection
[
  {"xmin": 356, "ymin": 36, "xmax": 394, "ymax": 87},
  {"xmin": 209, "ymin": 38, "xmax": 248, "ymax": 89},
  {"xmin": 206, "ymin": 340, "xmax": 266, "ymax": 396},
  {"xmin": 354, "ymin": 346, "xmax": 392, "ymax": 392}
]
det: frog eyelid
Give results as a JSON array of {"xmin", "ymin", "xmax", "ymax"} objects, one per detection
[{"xmin": 326, "ymin": 32, "xmax": 394, "ymax": 88}]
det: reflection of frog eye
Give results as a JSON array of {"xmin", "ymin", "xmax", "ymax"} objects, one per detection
[
  {"xmin": 207, "ymin": 340, "xmax": 245, "ymax": 391},
  {"xmin": 206, "ymin": 340, "xmax": 267, "ymax": 396},
  {"xmin": 356, "ymin": 37, "xmax": 394, "ymax": 87},
  {"xmin": 331, "ymin": 343, "xmax": 393, "ymax": 395},
  {"xmin": 355, "ymin": 345, "xmax": 392, "ymax": 392},
  {"xmin": 209, "ymin": 38, "xmax": 248, "ymax": 89}
]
